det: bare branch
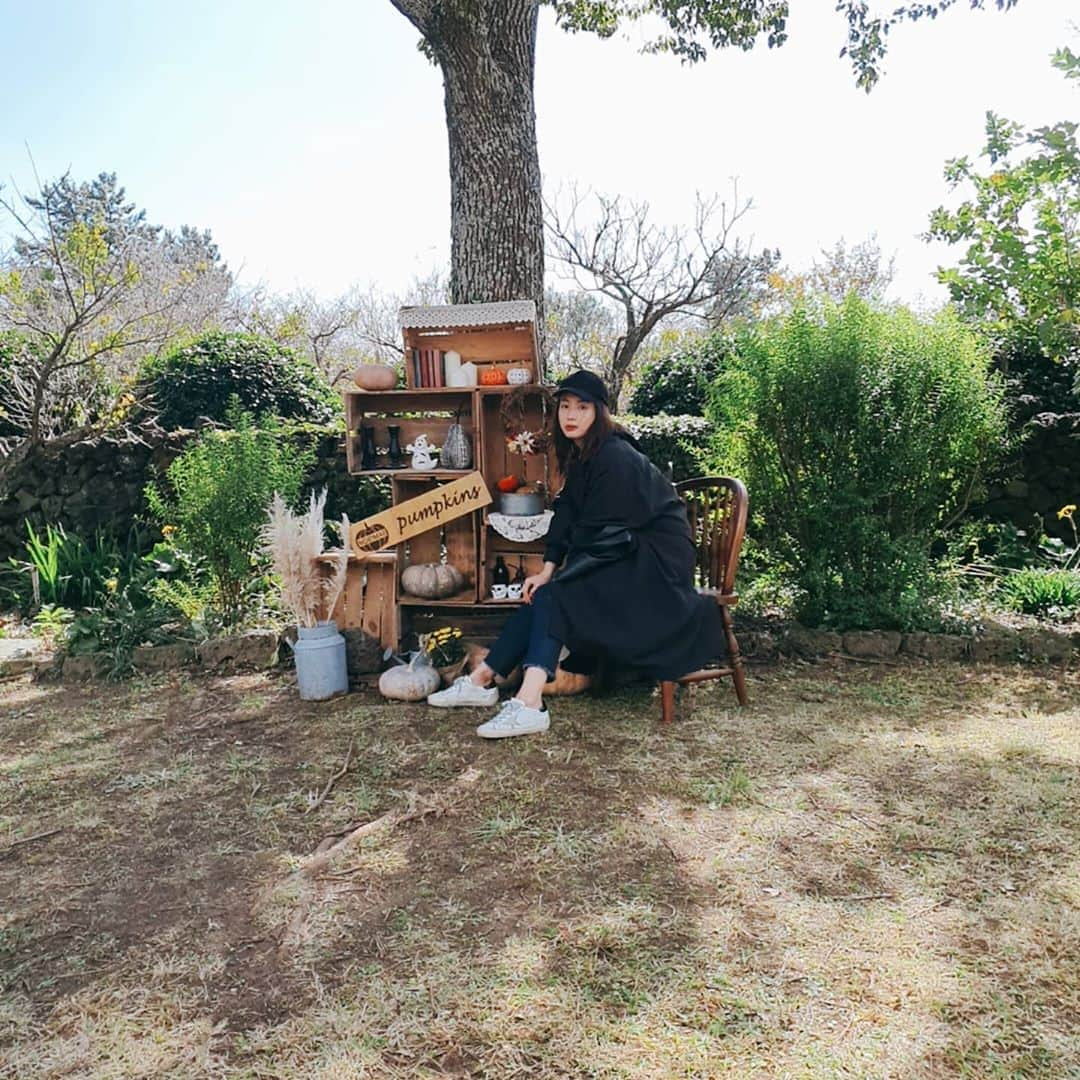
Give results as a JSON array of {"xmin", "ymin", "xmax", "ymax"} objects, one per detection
[{"xmin": 544, "ymin": 181, "xmax": 764, "ymax": 404}]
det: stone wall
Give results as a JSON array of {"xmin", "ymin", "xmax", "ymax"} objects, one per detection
[
  {"xmin": 0, "ymin": 425, "xmax": 390, "ymax": 565},
  {"xmin": 0, "ymin": 430, "xmax": 189, "ymax": 561},
  {"xmin": 978, "ymin": 410, "xmax": 1080, "ymax": 540}
]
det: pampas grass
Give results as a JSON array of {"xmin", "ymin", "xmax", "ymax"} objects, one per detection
[{"xmin": 261, "ymin": 488, "xmax": 350, "ymax": 628}]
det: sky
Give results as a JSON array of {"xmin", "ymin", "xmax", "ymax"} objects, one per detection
[{"xmin": 1, "ymin": 1, "xmax": 1077, "ymax": 308}]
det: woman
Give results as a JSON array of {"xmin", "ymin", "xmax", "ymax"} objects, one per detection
[{"xmin": 427, "ymin": 369, "xmax": 725, "ymax": 739}]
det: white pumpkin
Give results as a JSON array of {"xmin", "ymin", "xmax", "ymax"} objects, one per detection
[
  {"xmin": 401, "ymin": 562, "xmax": 465, "ymax": 599},
  {"xmin": 378, "ymin": 653, "xmax": 441, "ymax": 701}
]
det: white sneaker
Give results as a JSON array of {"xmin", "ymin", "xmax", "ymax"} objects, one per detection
[
  {"xmin": 427, "ymin": 675, "xmax": 499, "ymax": 708},
  {"xmin": 476, "ymin": 698, "xmax": 550, "ymax": 739}
]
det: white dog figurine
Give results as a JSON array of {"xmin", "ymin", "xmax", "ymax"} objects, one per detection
[{"xmin": 406, "ymin": 434, "xmax": 439, "ymax": 470}]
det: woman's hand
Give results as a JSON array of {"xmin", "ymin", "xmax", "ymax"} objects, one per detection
[{"xmin": 523, "ymin": 563, "xmax": 555, "ymax": 603}]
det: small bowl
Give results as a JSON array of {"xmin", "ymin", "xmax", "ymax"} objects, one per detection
[{"xmin": 498, "ymin": 491, "xmax": 545, "ymax": 516}]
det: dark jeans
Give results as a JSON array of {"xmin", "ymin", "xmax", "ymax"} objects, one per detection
[{"xmin": 484, "ymin": 584, "xmax": 563, "ymax": 681}]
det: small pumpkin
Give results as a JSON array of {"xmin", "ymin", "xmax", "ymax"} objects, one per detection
[
  {"xmin": 379, "ymin": 652, "xmax": 441, "ymax": 701},
  {"xmin": 353, "ymin": 364, "xmax": 398, "ymax": 391},
  {"xmin": 401, "ymin": 562, "xmax": 465, "ymax": 599},
  {"xmin": 497, "ymin": 474, "xmax": 524, "ymax": 493},
  {"xmin": 479, "ymin": 367, "xmax": 509, "ymax": 386}
]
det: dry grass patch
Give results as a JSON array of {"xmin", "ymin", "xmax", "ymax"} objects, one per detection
[{"xmin": 1, "ymin": 661, "xmax": 1077, "ymax": 1077}]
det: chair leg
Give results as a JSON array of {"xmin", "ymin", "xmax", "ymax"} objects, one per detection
[
  {"xmin": 720, "ymin": 605, "xmax": 749, "ymax": 707},
  {"xmin": 660, "ymin": 680, "xmax": 676, "ymax": 724}
]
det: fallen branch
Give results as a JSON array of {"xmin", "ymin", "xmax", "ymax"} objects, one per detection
[
  {"xmin": 273, "ymin": 765, "xmax": 484, "ymax": 950},
  {"xmin": 837, "ymin": 892, "xmax": 895, "ymax": 902},
  {"xmin": 306, "ymin": 738, "xmax": 354, "ymax": 814},
  {"xmin": 0, "ymin": 827, "xmax": 62, "ymax": 858},
  {"xmin": 300, "ymin": 765, "xmax": 483, "ymax": 879}
]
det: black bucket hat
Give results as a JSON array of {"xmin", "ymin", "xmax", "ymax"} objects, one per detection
[{"xmin": 553, "ymin": 370, "xmax": 609, "ymax": 408}]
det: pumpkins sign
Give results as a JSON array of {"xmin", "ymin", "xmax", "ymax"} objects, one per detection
[{"xmin": 348, "ymin": 470, "xmax": 492, "ymax": 554}]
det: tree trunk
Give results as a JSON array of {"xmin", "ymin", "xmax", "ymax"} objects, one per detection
[{"xmin": 391, "ymin": 1, "xmax": 545, "ymax": 318}]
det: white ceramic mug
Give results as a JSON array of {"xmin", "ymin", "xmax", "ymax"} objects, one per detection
[
  {"xmin": 507, "ymin": 582, "xmax": 523, "ymax": 600},
  {"xmin": 491, "ymin": 583, "xmax": 508, "ymax": 600}
]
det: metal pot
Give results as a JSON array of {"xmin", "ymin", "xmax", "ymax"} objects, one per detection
[{"xmin": 498, "ymin": 490, "xmax": 545, "ymax": 516}]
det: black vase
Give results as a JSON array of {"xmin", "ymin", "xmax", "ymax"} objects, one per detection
[
  {"xmin": 387, "ymin": 424, "xmax": 405, "ymax": 469},
  {"xmin": 360, "ymin": 426, "xmax": 378, "ymax": 470}
]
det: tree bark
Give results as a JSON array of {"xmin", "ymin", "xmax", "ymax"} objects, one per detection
[{"xmin": 391, "ymin": 1, "xmax": 545, "ymax": 315}]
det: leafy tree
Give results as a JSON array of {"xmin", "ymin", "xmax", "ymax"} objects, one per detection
[
  {"xmin": 629, "ymin": 331, "xmax": 731, "ymax": 416},
  {"xmin": 927, "ymin": 46, "xmax": 1079, "ymax": 395},
  {"xmin": 0, "ymin": 172, "xmax": 230, "ymax": 443},
  {"xmin": 136, "ymin": 331, "xmax": 337, "ymax": 431},
  {"xmin": 387, "ymin": 0, "xmax": 1019, "ymax": 315},
  {"xmin": 757, "ymin": 236, "xmax": 896, "ymax": 316},
  {"xmin": 227, "ymin": 270, "xmax": 447, "ymax": 384}
]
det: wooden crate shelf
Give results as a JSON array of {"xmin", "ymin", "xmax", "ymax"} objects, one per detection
[
  {"xmin": 354, "ymin": 469, "xmax": 473, "ymax": 478},
  {"xmin": 392, "ymin": 474, "xmax": 480, "ymax": 606},
  {"xmin": 398, "ymin": 588, "xmax": 480, "ymax": 607},
  {"xmin": 477, "ymin": 386, "xmax": 558, "ymax": 495},
  {"xmin": 324, "ymin": 552, "xmax": 399, "ymax": 651},
  {"xmin": 337, "ymin": 301, "xmax": 563, "ymax": 649},
  {"xmin": 401, "ymin": 325, "xmax": 539, "ymax": 389},
  {"xmin": 344, "ymin": 388, "xmax": 476, "ymax": 476},
  {"xmin": 479, "ymin": 524, "xmax": 547, "ymax": 606}
]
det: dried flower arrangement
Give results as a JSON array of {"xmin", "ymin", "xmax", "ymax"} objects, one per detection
[{"xmin": 261, "ymin": 488, "xmax": 350, "ymax": 628}]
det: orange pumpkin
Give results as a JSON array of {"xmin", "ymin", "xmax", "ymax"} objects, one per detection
[
  {"xmin": 467, "ymin": 644, "xmax": 522, "ymax": 690},
  {"xmin": 544, "ymin": 666, "xmax": 592, "ymax": 696},
  {"xmin": 479, "ymin": 367, "xmax": 508, "ymax": 386}
]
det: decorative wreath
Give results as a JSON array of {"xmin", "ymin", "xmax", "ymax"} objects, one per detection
[{"xmin": 500, "ymin": 384, "xmax": 554, "ymax": 456}]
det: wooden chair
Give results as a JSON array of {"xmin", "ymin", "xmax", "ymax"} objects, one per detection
[{"xmin": 660, "ymin": 477, "xmax": 749, "ymax": 722}]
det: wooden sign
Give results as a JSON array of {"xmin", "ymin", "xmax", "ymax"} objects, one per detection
[{"xmin": 349, "ymin": 470, "xmax": 492, "ymax": 554}]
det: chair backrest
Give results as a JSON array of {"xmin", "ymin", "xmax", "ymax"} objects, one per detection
[{"xmin": 675, "ymin": 477, "xmax": 749, "ymax": 594}]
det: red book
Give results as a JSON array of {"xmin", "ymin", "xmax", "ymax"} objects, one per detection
[
  {"xmin": 435, "ymin": 349, "xmax": 444, "ymax": 387},
  {"xmin": 424, "ymin": 348, "xmax": 433, "ymax": 388}
]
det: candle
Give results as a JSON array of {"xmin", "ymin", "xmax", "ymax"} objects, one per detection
[{"xmin": 444, "ymin": 350, "xmax": 462, "ymax": 384}]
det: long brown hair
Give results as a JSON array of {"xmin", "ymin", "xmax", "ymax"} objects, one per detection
[{"xmin": 552, "ymin": 399, "xmax": 626, "ymax": 476}]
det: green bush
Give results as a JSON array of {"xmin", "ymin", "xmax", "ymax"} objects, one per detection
[
  {"xmin": 628, "ymin": 333, "xmax": 730, "ymax": 416},
  {"xmin": 709, "ymin": 297, "xmax": 1007, "ymax": 630},
  {"xmin": 145, "ymin": 407, "xmax": 314, "ymax": 624},
  {"xmin": 64, "ymin": 570, "xmax": 193, "ymax": 680},
  {"xmin": 1001, "ymin": 567, "xmax": 1080, "ymax": 619},
  {"xmin": 137, "ymin": 331, "xmax": 336, "ymax": 430},
  {"xmin": 9, "ymin": 521, "xmax": 151, "ymax": 610},
  {"xmin": 621, "ymin": 415, "xmax": 711, "ymax": 481}
]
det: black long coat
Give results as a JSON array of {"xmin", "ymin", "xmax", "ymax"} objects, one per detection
[{"xmin": 543, "ymin": 431, "xmax": 725, "ymax": 681}]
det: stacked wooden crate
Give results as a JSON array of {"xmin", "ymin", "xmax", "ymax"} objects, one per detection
[{"xmin": 335, "ymin": 301, "xmax": 560, "ymax": 651}]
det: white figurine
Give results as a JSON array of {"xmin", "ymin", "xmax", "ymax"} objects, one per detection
[{"xmin": 406, "ymin": 433, "xmax": 439, "ymax": 470}]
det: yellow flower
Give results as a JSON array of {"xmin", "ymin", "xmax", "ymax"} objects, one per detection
[
  {"xmin": 1057, "ymin": 504, "xmax": 1077, "ymax": 521},
  {"xmin": 105, "ymin": 577, "xmax": 118, "ymax": 593},
  {"xmin": 162, "ymin": 524, "xmax": 177, "ymax": 538}
]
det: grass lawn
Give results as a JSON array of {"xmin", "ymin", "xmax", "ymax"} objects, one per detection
[{"xmin": 1, "ymin": 660, "xmax": 1077, "ymax": 1078}]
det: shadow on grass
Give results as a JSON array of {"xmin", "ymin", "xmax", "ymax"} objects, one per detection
[{"xmin": 0, "ymin": 661, "xmax": 1076, "ymax": 1076}]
